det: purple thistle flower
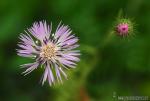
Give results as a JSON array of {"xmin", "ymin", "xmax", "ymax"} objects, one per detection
[
  {"xmin": 17, "ymin": 21, "xmax": 80, "ymax": 86},
  {"xmin": 116, "ymin": 23, "xmax": 129, "ymax": 36},
  {"xmin": 114, "ymin": 18, "xmax": 135, "ymax": 38}
]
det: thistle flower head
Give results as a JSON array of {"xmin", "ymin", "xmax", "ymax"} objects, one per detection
[
  {"xmin": 114, "ymin": 13, "xmax": 135, "ymax": 37},
  {"xmin": 116, "ymin": 23, "xmax": 128, "ymax": 35},
  {"xmin": 112, "ymin": 9, "xmax": 136, "ymax": 38},
  {"xmin": 115, "ymin": 18, "xmax": 134, "ymax": 37},
  {"xmin": 17, "ymin": 21, "xmax": 80, "ymax": 86}
]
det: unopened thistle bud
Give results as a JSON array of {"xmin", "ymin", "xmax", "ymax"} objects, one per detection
[
  {"xmin": 113, "ymin": 10, "xmax": 135, "ymax": 38},
  {"xmin": 115, "ymin": 18, "xmax": 134, "ymax": 37}
]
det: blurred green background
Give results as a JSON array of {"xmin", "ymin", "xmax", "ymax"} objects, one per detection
[{"xmin": 0, "ymin": 0, "xmax": 150, "ymax": 101}]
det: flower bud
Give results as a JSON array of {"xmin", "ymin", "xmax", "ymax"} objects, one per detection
[{"xmin": 115, "ymin": 18, "xmax": 134, "ymax": 37}]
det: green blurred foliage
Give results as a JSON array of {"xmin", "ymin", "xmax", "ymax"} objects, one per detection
[{"xmin": 0, "ymin": 0, "xmax": 150, "ymax": 101}]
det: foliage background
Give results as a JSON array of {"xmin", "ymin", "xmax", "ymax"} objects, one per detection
[{"xmin": 0, "ymin": 0, "xmax": 150, "ymax": 101}]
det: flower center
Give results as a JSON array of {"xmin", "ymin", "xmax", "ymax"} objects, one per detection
[
  {"xmin": 116, "ymin": 23, "xmax": 129, "ymax": 35},
  {"xmin": 40, "ymin": 43, "xmax": 57, "ymax": 60}
]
